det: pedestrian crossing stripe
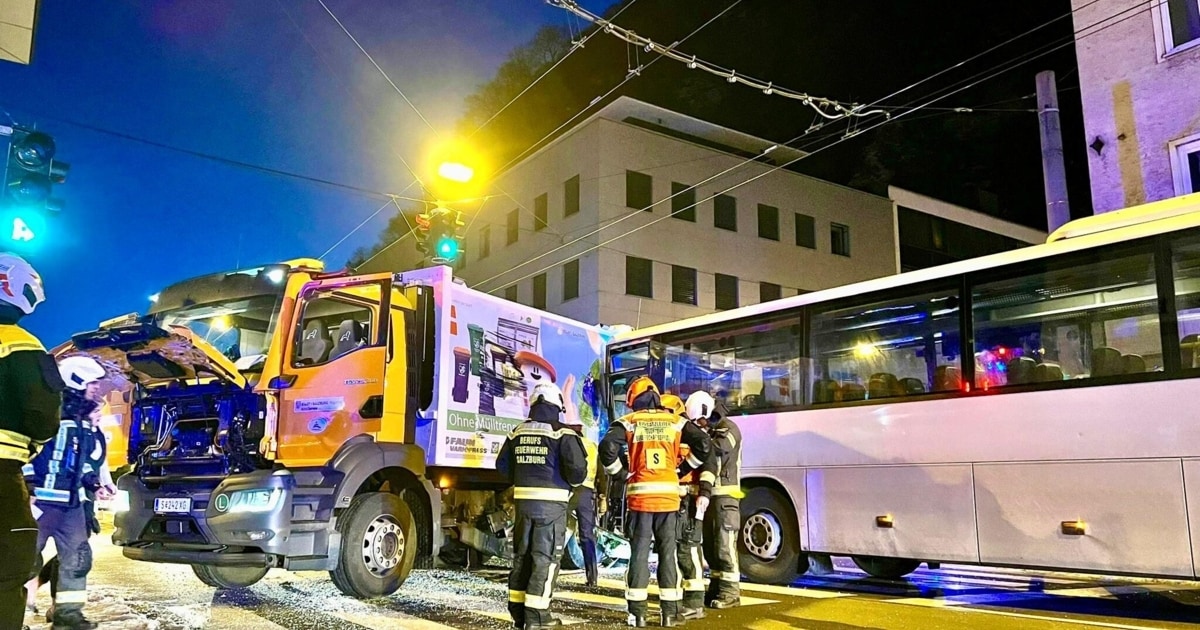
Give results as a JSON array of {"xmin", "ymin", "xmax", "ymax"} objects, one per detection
[
  {"xmin": 476, "ymin": 610, "xmax": 586, "ymax": 625},
  {"xmin": 587, "ymin": 577, "xmax": 777, "ymax": 606},
  {"xmin": 332, "ymin": 611, "xmax": 462, "ymax": 630}
]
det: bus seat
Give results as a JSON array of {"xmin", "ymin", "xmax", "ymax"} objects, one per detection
[
  {"xmin": 330, "ymin": 319, "xmax": 366, "ymax": 360},
  {"xmin": 1121, "ymin": 354, "xmax": 1146, "ymax": 374},
  {"xmin": 1182, "ymin": 334, "xmax": 1200, "ymax": 368},
  {"xmin": 1034, "ymin": 362, "xmax": 1063, "ymax": 382},
  {"xmin": 1006, "ymin": 356, "xmax": 1036, "ymax": 385},
  {"xmin": 933, "ymin": 365, "xmax": 961, "ymax": 392},
  {"xmin": 813, "ymin": 379, "xmax": 840, "ymax": 404},
  {"xmin": 1091, "ymin": 347, "xmax": 1123, "ymax": 377},
  {"xmin": 841, "ymin": 383, "xmax": 866, "ymax": 401},
  {"xmin": 900, "ymin": 377, "xmax": 925, "ymax": 394},
  {"xmin": 868, "ymin": 373, "xmax": 901, "ymax": 399},
  {"xmin": 298, "ymin": 319, "xmax": 332, "ymax": 365}
]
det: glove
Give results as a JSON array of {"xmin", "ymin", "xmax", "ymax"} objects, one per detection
[{"xmin": 694, "ymin": 496, "xmax": 710, "ymax": 520}]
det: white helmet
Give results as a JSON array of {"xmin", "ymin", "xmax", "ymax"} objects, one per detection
[
  {"xmin": 0, "ymin": 253, "xmax": 45, "ymax": 315},
  {"xmin": 685, "ymin": 391, "xmax": 716, "ymax": 422},
  {"xmin": 530, "ymin": 382, "xmax": 566, "ymax": 412},
  {"xmin": 58, "ymin": 355, "xmax": 107, "ymax": 390}
]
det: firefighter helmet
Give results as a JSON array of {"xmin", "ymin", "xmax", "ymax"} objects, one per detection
[
  {"xmin": 530, "ymin": 382, "xmax": 565, "ymax": 412},
  {"xmin": 624, "ymin": 375, "xmax": 660, "ymax": 409},
  {"xmin": 660, "ymin": 393, "xmax": 685, "ymax": 417},
  {"xmin": 685, "ymin": 391, "xmax": 716, "ymax": 422},
  {"xmin": 0, "ymin": 253, "xmax": 45, "ymax": 315},
  {"xmin": 58, "ymin": 355, "xmax": 107, "ymax": 390}
]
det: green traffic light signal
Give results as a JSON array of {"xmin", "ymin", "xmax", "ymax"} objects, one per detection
[{"xmin": 435, "ymin": 236, "xmax": 458, "ymax": 261}]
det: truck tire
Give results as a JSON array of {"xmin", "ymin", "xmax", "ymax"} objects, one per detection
[
  {"xmin": 331, "ymin": 491, "xmax": 418, "ymax": 598},
  {"xmin": 191, "ymin": 565, "xmax": 268, "ymax": 589},
  {"xmin": 852, "ymin": 556, "xmax": 921, "ymax": 579},
  {"xmin": 739, "ymin": 486, "xmax": 803, "ymax": 585}
]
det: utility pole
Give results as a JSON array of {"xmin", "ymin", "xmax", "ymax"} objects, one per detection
[{"xmin": 1037, "ymin": 70, "xmax": 1070, "ymax": 232}]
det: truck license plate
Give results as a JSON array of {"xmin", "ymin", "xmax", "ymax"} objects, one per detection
[{"xmin": 154, "ymin": 497, "xmax": 191, "ymax": 513}]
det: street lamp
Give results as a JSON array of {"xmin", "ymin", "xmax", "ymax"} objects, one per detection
[{"xmin": 437, "ymin": 161, "xmax": 474, "ymax": 184}]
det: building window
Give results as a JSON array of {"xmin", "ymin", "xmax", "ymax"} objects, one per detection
[
  {"xmin": 532, "ymin": 273, "xmax": 547, "ymax": 309},
  {"xmin": 506, "ymin": 209, "xmax": 519, "ymax": 245},
  {"xmin": 715, "ymin": 273, "xmax": 738, "ymax": 310},
  {"xmin": 563, "ymin": 259, "xmax": 579, "ymax": 301},
  {"xmin": 1161, "ymin": 0, "xmax": 1200, "ymax": 53},
  {"xmin": 671, "ymin": 182, "xmax": 696, "ymax": 222},
  {"xmin": 564, "ymin": 174, "xmax": 580, "ymax": 217},
  {"xmin": 534, "ymin": 193, "xmax": 548, "ymax": 231},
  {"xmin": 504, "ymin": 285, "xmax": 518, "ymax": 302},
  {"xmin": 714, "ymin": 194, "xmax": 737, "ymax": 231},
  {"xmin": 758, "ymin": 204, "xmax": 779, "ymax": 241},
  {"xmin": 760, "ymin": 282, "xmax": 781, "ymax": 303},
  {"xmin": 1171, "ymin": 134, "xmax": 1200, "ymax": 195},
  {"xmin": 479, "ymin": 225, "xmax": 491, "ymax": 259},
  {"xmin": 626, "ymin": 170, "xmax": 653, "ymax": 211},
  {"xmin": 671, "ymin": 265, "xmax": 697, "ymax": 305},
  {"xmin": 794, "ymin": 213, "xmax": 815, "ymax": 249},
  {"xmin": 831, "ymin": 223, "xmax": 851, "ymax": 257},
  {"xmin": 626, "ymin": 256, "xmax": 653, "ymax": 298}
]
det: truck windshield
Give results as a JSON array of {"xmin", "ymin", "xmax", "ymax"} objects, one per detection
[{"xmin": 154, "ymin": 294, "xmax": 283, "ymax": 370}]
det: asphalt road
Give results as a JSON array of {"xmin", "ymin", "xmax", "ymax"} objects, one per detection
[{"xmin": 23, "ymin": 522, "xmax": 1200, "ymax": 629}]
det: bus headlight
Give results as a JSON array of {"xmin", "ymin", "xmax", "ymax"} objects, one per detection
[{"xmin": 223, "ymin": 488, "xmax": 283, "ymax": 514}]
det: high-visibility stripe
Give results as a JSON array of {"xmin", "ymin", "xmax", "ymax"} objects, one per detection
[
  {"xmin": 659, "ymin": 588, "xmax": 683, "ymax": 602},
  {"xmin": 0, "ymin": 443, "xmax": 29, "ymax": 462},
  {"xmin": 625, "ymin": 588, "xmax": 649, "ymax": 602},
  {"xmin": 699, "ymin": 471, "xmax": 716, "ymax": 484},
  {"xmin": 509, "ymin": 590, "xmax": 526, "ymax": 603},
  {"xmin": 508, "ymin": 424, "xmax": 578, "ymax": 440},
  {"xmin": 34, "ymin": 488, "xmax": 71, "ymax": 502},
  {"xmin": 716, "ymin": 572, "xmax": 741, "ymax": 582},
  {"xmin": 513, "ymin": 487, "xmax": 571, "ymax": 502},
  {"xmin": 711, "ymin": 485, "xmax": 744, "ymax": 498},
  {"xmin": 603, "ymin": 460, "xmax": 624, "ymax": 475},
  {"xmin": 21, "ymin": 463, "xmax": 34, "ymax": 476},
  {"xmin": 685, "ymin": 452, "xmax": 703, "ymax": 469},
  {"xmin": 1, "ymin": 428, "xmax": 33, "ymax": 462},
  {"xmin": 627, "ymin": 481, "xmax": 679, "ymax": 495},
  {"xmin": 683, "ymin": 579, "xmax": 705, "ymax": 592},
  {"xmin": 526, "ymin": 593, "xmax": 552, "ymax": 610},
  {"xmin": 582, "ymin": 478, "xmax": 595, "ymax": 489},
  {"xmin": 55, "ymin": 590, "xmax": 87, "ymax": 604},
  {"xmin": 689, "ymin": 547, "xmax": 703, "ymax": 584}
]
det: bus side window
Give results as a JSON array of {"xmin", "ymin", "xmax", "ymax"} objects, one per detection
[
  {"xmin": 1172, "ymin": 234, "xmax": 1200, "ymax": 370},
  {"xmin": 809, "ymin": 287, "xmax": 961, "ymax": 403},
  {"xmin": 971, "ymin": 249, "xmax": 1160, "ymax": 386}
]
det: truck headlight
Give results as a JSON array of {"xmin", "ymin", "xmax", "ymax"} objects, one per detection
[{"xmin": 225, "ymin": 488, "xmax": 283, "ymax": 513}]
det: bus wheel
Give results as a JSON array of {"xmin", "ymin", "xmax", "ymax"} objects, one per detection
[
  {"xmin": 191, "ymin": 565, "xmax": 268, "ymax": 589},
  {"xmin": 331, "ymin": 492, "xmax": 417, "ymax": 598},
  {"xmin": 852, "ymin": 556, "xmax": 921, "ymax": 579},
  {"xmin": 739, "ymin": 486, "xmax": 802, "ymax": 585}
]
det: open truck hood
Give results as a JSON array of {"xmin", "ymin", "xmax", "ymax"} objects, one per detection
[{"xmin": 60, "ymin": 321, "xmax": 247, "ymax": 389}]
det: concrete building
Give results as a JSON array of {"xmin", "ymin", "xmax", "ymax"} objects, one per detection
[
  {"xmin": 1071, "ymin": 0, "xmax": 1200, "ymax": 212},
  {"xmin": 890, "ymin": 187, "xmax": 1044, "ymax": 273},
  {"xmin": 365, "ymin": 98, "xmax": 1042, "ymax": 329},
  {"xmin": 0, "ymin": 0, "xmax": 38, "ymax": 65}
]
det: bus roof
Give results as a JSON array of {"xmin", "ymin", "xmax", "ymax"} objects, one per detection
[{"xmin": 612, "ymin": 192, "xmax": 1200, "ymax": 344}]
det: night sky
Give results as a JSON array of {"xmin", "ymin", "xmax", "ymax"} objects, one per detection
[{"xmin": 0, "ymin": 0, "xmax": 612, "ymax": 343}]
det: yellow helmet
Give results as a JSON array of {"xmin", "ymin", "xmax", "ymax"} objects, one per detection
[
  {"xmin": 660, "ymin": 393, "xmax": 685, "ymax": 417},
  {"xmin": 624, "ymin": 375, "xmax": 661, "ymax": 409}
]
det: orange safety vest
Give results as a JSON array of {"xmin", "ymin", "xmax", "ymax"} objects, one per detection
[
  {"xmin": 622, "ymin": 410, "xmax": 684, "ymax": 513},
  {"xmin": 678, "ymin": 443, "xmax": 698, "ymax": 495}
]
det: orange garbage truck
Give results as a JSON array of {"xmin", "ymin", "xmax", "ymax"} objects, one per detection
[{"xmin": 56, "ymin": 260, "xmax": 610, "ymax": 597}]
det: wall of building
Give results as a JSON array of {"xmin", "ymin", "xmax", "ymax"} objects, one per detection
[{"xmin": 1072, "ymin": 0, "xmax": 1200, "ymax": 212}]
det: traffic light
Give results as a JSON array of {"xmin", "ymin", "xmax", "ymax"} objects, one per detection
[
  {"xmin": 2, "ymin": 126, "xmax": 68, "ymax": 247},
  {"xmin": 417, "ymin": 205, "xmax": 464, "ymax": 265}
]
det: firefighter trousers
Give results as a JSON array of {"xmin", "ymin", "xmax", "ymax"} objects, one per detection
[
  {"xmin": 571, "ymin": 488, "xmax": 598, "ymax": 586},
  {"xmin": 34, "ymin": 502, "xmax": 93, "ymax": 624},
  {"xmin": 508, "ymin": 502, "xmax": 567, "ymax": 628},
  {"xmin": 702, "ymin": 496, "xmax": 740, "ymax": 604},
  {"xmin": 675, "ymin": 495, "xmax": 705, "ymax": 610},
  {"xmin": 0, "ymin": 462, "xmax": 39, "ymax": 630},
  {"xmin": 625, "ymin": 510, "xmax": 680, "ymax": 618}
]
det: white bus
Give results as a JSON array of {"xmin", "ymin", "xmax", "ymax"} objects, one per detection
[{"xmin": 604, "ymin": 192, "xmax": 1200, "ymax": 584}]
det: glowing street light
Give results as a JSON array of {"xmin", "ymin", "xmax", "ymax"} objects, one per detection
[{"xmin": 437, "ymin": 161, "xmax": 474, "ymax": 183}]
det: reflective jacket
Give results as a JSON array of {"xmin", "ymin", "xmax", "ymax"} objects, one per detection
[
  {"xmin": 25, "ymin": 391, "xmax": 101, "ymax": 507},
  {"xmin": 709, "ymin": 415, "xmax": 743, "ymax": 499},
  {"xmin": 497, "ymin": 418, "xmax": 588, "ymax": 515},
  {"xmin": 678, "ymin": 439, "xmax": 716, "ymax": 498},
  {"xmin": 600, "ymin": 409, "xmax": 711, "ymax": 513},
  {"xmin": 0, "ymin": 324, "xmax": 64, "ymax": 464}
]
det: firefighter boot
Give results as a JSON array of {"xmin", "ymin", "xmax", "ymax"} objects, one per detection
[{"xmin": 52, "ymin": 610, "xmax": 99, "ymax": 630}]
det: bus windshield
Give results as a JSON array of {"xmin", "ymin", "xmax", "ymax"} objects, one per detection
[{"xmin": 154, "ymin": 294, "xmax": 283, "ymax": 370}]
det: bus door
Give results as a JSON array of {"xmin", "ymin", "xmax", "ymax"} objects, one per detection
[{"xmin": 272, "ymin": 274, "xmax": 392, "ymax": 467}]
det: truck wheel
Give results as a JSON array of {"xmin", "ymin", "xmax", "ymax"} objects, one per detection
[
  {"xmin": 191, "ymin": 565, "xmax": 268, "ymax": 589},
  {"xmin": 739, "ymin": 486, "xmax": 803, "ymax": 585},
  {"xmin": 331, "ymin": 492, "xmax": 417, "ymax": 598},
  {"xmin": 852, "ymin": 556, "xmax": 921, "ymax": 579}
]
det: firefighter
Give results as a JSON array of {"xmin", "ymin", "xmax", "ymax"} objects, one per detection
[
  {"xmin": 0, "ymin": 253, "xmax": 63, "ymax": 630},
  {"xmin": 25, "ymin": 355, "xmax": 109, "ymax": 630},
  {"xmin": 599, "ymin": 377, "xmax": 711, "ymax": 628},
  {"xmin": 687, "ymin": 391, "xmax": 743, "ymax": 609},
  {"xmin": 564, "ymin": 421, "xmax": 599, "ymax": 587},
  {"xmin": 497, "ymin": 382, "xmax": 588, "ymax": 630},
  {"xmin": 661, "ymin": 394, "xmax": 714, "ymax": 620}
]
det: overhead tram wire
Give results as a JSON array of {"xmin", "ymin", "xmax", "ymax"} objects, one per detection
[
  {"xmin": 467, "ymin": 0, "xmax": 642, "ymax": 138},
  {"xmin": 473, "ymin": 0, "xmax": 1157, "ymax": 295},
  {"xmin": 319, "ymin": 178, "xmax": 420, "ymax": 261}
]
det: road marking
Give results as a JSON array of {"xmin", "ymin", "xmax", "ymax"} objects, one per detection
[
  {"xmin": 555, "ymin": 590, "xmax": 640, "ymax": 611},
  {"xmin": 591, "ymin": 577, "xmax": 777, "ymax": 606},
  {"xmin": 951, "ymin": 604, "xmax": 1181, "ymax": 630},
  {"xmin": 886, "ymin": 597, "xmax": 962, "ymax": 608},
  {"xmin": 738, "ymin": 582, "xmax": 854, "ymax": 599},
  {"xmin": 747, "ymin": 619, "xmax": 803, "ymax": 630},
  {"xmin": 476, "ymin": 609, "xmax": 586, "ymax": 625},
  {"xmin": 912, "ymin": 566, "xmax": 1083, "ymax": 586},
  {"xmin": 334, "ymin": 610, "xmax": 462, "ymax": 630}
]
